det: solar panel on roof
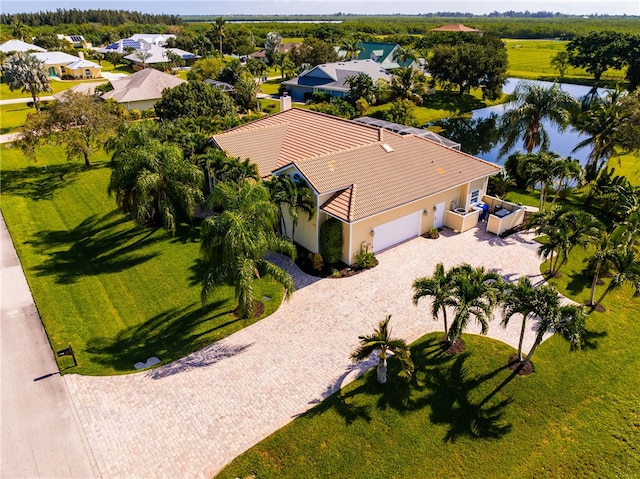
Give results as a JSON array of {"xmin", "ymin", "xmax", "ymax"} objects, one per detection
[{"xmin": 70, "ymin": 36, "xmax": 83, "ymax": 42}]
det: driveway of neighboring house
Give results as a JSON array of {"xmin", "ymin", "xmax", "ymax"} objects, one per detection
[{"xmin": 63, "ymin": 226, "xmax": 549, "ymax": 479}]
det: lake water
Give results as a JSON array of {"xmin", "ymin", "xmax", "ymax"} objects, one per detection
[{"xmin": 431, "ymin": 78, "xmax": 608, "ymax": 167}]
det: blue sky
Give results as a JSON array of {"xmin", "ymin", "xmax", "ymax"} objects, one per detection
[{"xmin": 2, "ymin": 0, "xmax": 639, "ymax": 16}]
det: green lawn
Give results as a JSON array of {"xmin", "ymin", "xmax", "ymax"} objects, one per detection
[
  {"xmin": 0, "ymin": 77, "xmax": 108, "ymax": 101},
  {"xmin": 0, "ymin": 103, "xmax": 32, "ymax": 135},
  {"xmin": 504, "ymin": 39, "xmax": 626, "ymax": 83},
  {"xmin": 0, "ymin": 145, "xmax": 284, "ymax": 376}
]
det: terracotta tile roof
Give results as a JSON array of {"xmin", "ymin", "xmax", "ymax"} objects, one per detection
[
  {"xmin": 303, "ymin": 133, "xmax": 500, "ymax": 222},
  {"xmin": 430, "ymin": 24, "xmax": 480, "ymax": 32},
  {"xmin": 212, "ymin": 108, "xmax": 500, "ymax": 222},
  {"xmin": 211, "ymin": 108, "xmax": 380, "ymax": 177}
]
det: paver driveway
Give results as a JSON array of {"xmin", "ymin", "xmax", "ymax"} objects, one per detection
[{"xmin": 65, "ymin": 226, "xmax": 547, "ymax": 478}]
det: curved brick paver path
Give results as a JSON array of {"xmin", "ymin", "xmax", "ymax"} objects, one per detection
[{"xmin": 65, "ymin": 227, "xmax": 550, "ymax": 478}]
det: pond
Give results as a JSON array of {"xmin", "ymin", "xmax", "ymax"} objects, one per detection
[{"xmin": 430, "ymin": 78, "xmax": 608, "ymax": 167}]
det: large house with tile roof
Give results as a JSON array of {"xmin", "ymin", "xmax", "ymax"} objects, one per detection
[
  {"xmin": 100, "ymin": 68, "xmax": 185, "ymax": 110},
  {"xmin": 32, "ymin": 51, "xmax": 102, "ymax": 79},
  {"xmin": 211, "ymin": 107, "xmax": 501, "ymax": 265}
]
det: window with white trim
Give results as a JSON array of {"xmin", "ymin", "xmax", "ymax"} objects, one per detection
[{"xmin": 470, "ymin": 188, "xmax": 481, "ymax": 205}]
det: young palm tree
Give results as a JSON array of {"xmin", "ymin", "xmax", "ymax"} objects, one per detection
[
  {"xmin": 498, "ymin": 82, "xmax": 580, "ymax": 156},
  {"xmin": 412, "ymin": 262, "xmax": 455, "ymax": 345},
  {"xmin": 234, "ymin": 76, "xmax": 261, "ymax": 113},
  {"xmin": 390, "ymin": 66, "xmax": 427, "ymax": 105},
  {"xmin": 213, "ymin": 17, "xmax": 226, "ymax": 59},
  {"xmin": 550, "ymin": 156, "xmax": 583, "ymax": 205},
  {"xmin": 500, "ymin": 277, "xmax": 537, "ymax": 361},
  {"xmin": 11, "ymin": 20, "xmax": 29, "ymax": 42},
  {"xmin": 268, "ymin": 175, "xmax": 315, "ymax": 241},
  {"xmin": 3, "ymin": 52, "xmax": 52, "ymax": 111},
  {"xmin": 273, "ymin": 52, "xmax": 294, "ymax": 80},
  {"xmin": 350, "ymin": 315, "xmax": 414, "ymax": 384},
  {"xmin": 523, "ymin": 286, "xmax": 586, "ymax": 367},
  {"xmin": 340, "ymin": 38, "xmax": 364, "ymax": 60},
  {"xmin": 524, "ymin": 151, "xmax": 565, "ymax": 210},
  {"xmin": 200, "ymin": 180, "xmax": 296, "ymax": 319},
  {"xmin": 133, "ymin": 50, "xmax": 152, "ymax": 69},
  {"xmin": 447, "ymin": 264, "xmax": 502, "ymax": 347},
  {"xmin": 592, "ymin": 245, "xmax": 640, "ymax": 311},
  {"xmin": 108, "ymin": 140, "xmax": 204, "ymax": 235}
]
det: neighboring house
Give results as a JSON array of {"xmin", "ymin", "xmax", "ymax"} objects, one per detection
[
  {"xmin": 281, "ymin": 59, "xmax": 392, "ymax": 102},
  {"xmin": 430, "ymin": 24, "xmax": 481, "ymax": 33},
  {"xmin": 31, "ymin": 51, "xmax": 102, "ymax": 79},
  {"xmin": 57, "ymin": 34, "xmax": 89, "ymax": 48},
  {"xmin": 100, "ymin": 68, "xmax": 185, "ymax": 111},
  {"xmin": 130, "ymin": 34, "xmax": 176, "ymax": 47},
  {"xmin": 123, "ymin": 44, "xmax": 199, "ymax": 69},
  {"xmin": 211, "ymin": 106, "xmax": 501, "ymax": 265},
  {"xmin": 338, "ymin": 41, "xmax": 416, "ymax": 70},
  {"xmin": 53, "ymin": 82, "xmax": 101, "ymax": 100},
  {"xmin": 249, "ymin": 42, "xmax": 298, "ymax": 63},
  {"xmin": 0, "ymin": 39, "xmax": 46, "ymax": 53},
  {"xmin": 203, "ymin": 79, "xmax": 234, "ymax": 93}
]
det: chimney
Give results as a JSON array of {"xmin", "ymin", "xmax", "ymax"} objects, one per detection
[
  {"xmin": 378, "ymin": 128, "xmax": 384, "ymax": 141},
  {"xmin": 78, "ymin": 51, "xmax": 85, "ymax": 60},
  {"xmin": 280, "ymin": 92, "xmax": 292, "ymax": 111}
]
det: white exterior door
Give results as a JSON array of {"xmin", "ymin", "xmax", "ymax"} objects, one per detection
[
  {"xmin": 373, "ymin": 210, "xmax": 422, "ymax": 253},
  {"xmin": 433, "ymin": 202, "xmax": 445, "ymax": 229}
]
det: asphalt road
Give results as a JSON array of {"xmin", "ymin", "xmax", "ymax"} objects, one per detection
[{"xmin": 0, "ymin": 212, "xmax": 98, "ymax": 478}]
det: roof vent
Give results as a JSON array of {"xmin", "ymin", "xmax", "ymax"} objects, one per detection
[{"xmin": 381, "ymin": 143, "xmax": 394, "ymax": 153}]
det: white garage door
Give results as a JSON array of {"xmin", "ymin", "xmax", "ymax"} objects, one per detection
[{"xmin": 373, "ymin": 210, "xmax": 422, "ymax": 253}]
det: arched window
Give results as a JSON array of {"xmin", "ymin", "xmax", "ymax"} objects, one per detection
[{"xmin": 85, "ymin": 69, "xmax": 91, "ymax": 78}]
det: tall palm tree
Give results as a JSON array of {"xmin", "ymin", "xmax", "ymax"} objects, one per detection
[
  {"xmin": 550, "ymin": 156, "xmax": 583, "ymax": 205},
  {"xmin": 500, "ymin": 277, "xmax": 537, "ymax": 361},
  {"xmin": 2, "ymin": 52, "xmax": 52, "ymax": 111},
  {"xmin": 200, "ymin": 180, "xmax": 296, "ymax": 319},
  {"xmin": 447, "ymin": 264, "xmax": 502, "ymax": 347},
  {"xmin": 573, "ymin": 88, "xmax": 631, "ymax": 180},
  {"xmin": 234, "ymin": 75, "xmax": 261, "ymax": 113},
  {"xmin": 524, "ymin": 151, "xmax": 565, "ymax": 210},
  {"xmin": 392, "ymin": 46, "xmax": 418, "ymax": 66},
  {"xmin": 133, "ymin": 50, "xmax": 152, "ymax": 69},
  {"xmin": 268, "ymin": 175, "xmax": 315, "ymax": 241},
  {"xmin": 498, "ymin": 82, "xmax": 580, "ymax": 156},
  {"xmin": 523, "ymin": 286, "xmax": 586, "ymax": 367},
  {"xmin": 340, "ymin": 38, "xmax": 364, "ymax": 60},
  {"xmin": 213, "ymin": 17, "xmax": 226, "ymax": 59},
  {"xmin": 273, "ymin": 52, "xmax": 294, "ymax": 80},
  {"xmin": 108, "ymin": 140, "xmax": 204, "ymax": 235},
  {"xmin": 350, "ymin": 315, "xmax": 414, "ymax": 384},
  {"xmin": 592, "ymin": 245, "xmax": 640, "ymax": 311},
  {"xmin": 412, "ymin": 262, "xmax": 455, "ymax": 345},
  {"xmin": 390, "ymin": 66, "xmax": 427, "ymax": 105},
  {"xmin": 11, "ymin": 20, "xmax": 29, "ymax": 42}
]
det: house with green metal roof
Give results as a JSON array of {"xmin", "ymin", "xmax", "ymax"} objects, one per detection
[{"xmin": 338, "ymin": 41, "xmax": 415, "ymax": 70}]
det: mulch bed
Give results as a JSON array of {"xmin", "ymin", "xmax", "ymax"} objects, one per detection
[
  {"xmin": 584, "ymin": 300, "xmax": 606, "ymax": 313},
  {"xmin": 294, "ymin": 245, "xmax": 378, "ymax": 278},
  {"xmin": 440, "ymin": 336, "xmax": 466, "ymax": 355},
  {"xmin": 233, "ymin": 300, "xmax": 265, "ymax": 319},
  {"xmin": 508, "ymin": 353, "xmax": 535, "ymax": 375}
]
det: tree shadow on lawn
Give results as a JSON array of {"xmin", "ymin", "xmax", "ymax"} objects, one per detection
[
  {"xmin": 301, "ymin": 335, "xmax": 515, "ymax": 439},
  {"xmin": 85, "ymin": 299, "xmax": 245, "ymax": 373},
  {"xmin": 27, "ymin": 210, "xmax": 163, "ymax": 284},
  {"xmin": 422, "ymin": 91, "xmax": 493, "ymax": 116},
  {"xmin": 1, "ymin": 162, "xmax": 86, "ymax": 200}
]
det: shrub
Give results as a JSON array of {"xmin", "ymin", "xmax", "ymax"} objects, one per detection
[
  {"xmin": 141, "ymin": 108, "xmax": 155, "ymax": 119},
  {"xmin": 354, "ymin": 250, "xmax": 376, "ymax": 270},
  {"xmin": 127, "ymin": 109, "xmax": 142, "ymax": 120},
  {"xmin": 319, "ymin": 217, "xmax": 343, "ymax": 264},
  {"xmin": 309, "ymin": 252, "xmax": 324, "ymax": 271},
  {"xmin": 427, "ymin": 227, "xmax": 440, "ymax": 239}
]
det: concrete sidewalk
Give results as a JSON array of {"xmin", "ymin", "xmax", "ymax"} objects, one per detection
[{"xmin": 0, "ymin": 212, "xmax": 99, "ymax": 478}]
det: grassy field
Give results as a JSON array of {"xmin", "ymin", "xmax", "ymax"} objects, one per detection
[
  {"xmin": 0, "ymin": 77, "xmax": 108, "ymax": 101},
  {"xmin": 0, "ymin": 145, "xmax": 285, "ymax": 376},
  {"xmin": 0, "ymin": 103, "xmax": 33, "ymax": 135},
  {"xmin": 216, "ymin": 155, "xmax": 640, "ymax": 478}
]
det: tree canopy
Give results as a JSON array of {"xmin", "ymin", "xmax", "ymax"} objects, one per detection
[
  {"xmin": 154, "ymin": 81, "xmax": 238, "ymax": 121},
  {"xmin": 2, "ymin": 52, "xmax": 51, "ymax": 111}
]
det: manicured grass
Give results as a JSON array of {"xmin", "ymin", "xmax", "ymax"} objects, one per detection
[
  {"xmin": 0, "ymin": 103, "xmax": 32, "ymax": 134},
  {"xmin": 504, "ymin": 39, "xmax": 626, "ymax": 83},
  {"xmin": 0, "ymin": 78, "xmax": 107, "ymax": 101},
  {"xmin": 0, "ymin": 145, "xmax": 284, "ymax": 376}
]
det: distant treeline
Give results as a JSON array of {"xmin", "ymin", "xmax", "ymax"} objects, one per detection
[{"xmin": 0, "ymin": 9, "xmax": 183, "ymax": 27}]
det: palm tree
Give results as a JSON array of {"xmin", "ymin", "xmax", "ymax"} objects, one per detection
[
  {"xmin": 573, "ymin": 88, "xmax": 631, "ymax": 180},
  {"xmin": 500, "ymin": 277, "xmax": 537, "ymax": 361},
  {"xmin": 200, "ymin": 180, "xmax": 296, "ymax": 319},
  {"xmin": 234, "ymin": 76, "xmax": 261, "ymax": 113},
  {"xmin": 350, "ymin": 315, "xmax": 414, "ymax": 384},
  {"xmin": 268, "ymin": 175, "xmax": 315, "ymax": 241},
  {"xmin": 133, "ymin": 50, "xmax": 152, "ymax": 69},
  {"xmin": 11, "ymin": 20, "xmax": 29, "ymax": 42},
  {"xmin": 273, "ymin": 52, "xmax": 294, "ymax": 80},
  {"xmin": 498, "ymin": 82, "xmax": 580, "ymax": 156},
  {"xmin": 2, "ymin": 52, "xmax": 52, "ymax": 111},
  {"xmin": 524, "ymin": 151, "xmax": 565, "ymax": 210},
  {"xmin": 392, "ymin": 46, "xmax": 418, "ymax": 66},
  {"xmin": 550, "ymin": 156, "xmax": 583, "ymax": 205},
  {"xmin": 107, "ymin": 139, "xmax": 204, "ymax": 235},
  {"xmin": 213, "ymin": 17, "xmax": 226, "ymax": 59},
  {"xmin": 412, "ymin": 262, "xmax": 455, "ymax": 345},
  {"xmin": 586, "ymin": 229, "xmax": 619, "ymax": 309},
  {"xmin": 447, "ymin": 264, "xmax": 502, "ymax": 347},
  {"xmin": 523, "ymin": 286, "xmax": 586, "ymax": 368},
  {"xmin": 390, "ymin": 66, "xmax": 427, "ymax": 105},
  {"xmin": 592, "ymin": 245, "xmax": 640, "ymax": 311},
  {"xmin": 340, "ymin": 38, "xmax": 364, "ymax": 60}
]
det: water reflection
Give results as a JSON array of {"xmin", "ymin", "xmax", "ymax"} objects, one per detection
[{"xmin": 429, "ymin": 78, "xmax": 608, "ymax": 166}]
